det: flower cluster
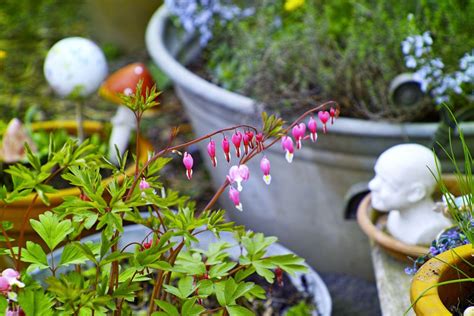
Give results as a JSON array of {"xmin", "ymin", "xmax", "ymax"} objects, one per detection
[
  {"xmin": 165, "ymin": 0, "xmax": 254, "ymax": 46},
  {"xmin": 178, "ymin": 108, "xmax": 338, "ymax": 211},
  {"xmin": 0, "ymin": 268, "xmax": 24, "ymax": 313},
  {"xmin": 404, "ymin": 227, "xmax": 469, "ymax": 276},
  {"xmin": 401, "ymin": 30, "xmax": 473, "ymax": 104}
]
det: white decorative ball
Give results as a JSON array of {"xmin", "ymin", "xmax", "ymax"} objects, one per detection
[{"xmin": 44, "ymin": 37, "xmax": 108, "ymax": 98}]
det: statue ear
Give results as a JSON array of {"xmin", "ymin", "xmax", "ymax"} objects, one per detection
[{"xmin": 407, "ymin": 182, "xmax": 426, "ymax": 203}]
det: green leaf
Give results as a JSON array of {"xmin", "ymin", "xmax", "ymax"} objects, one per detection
[
  {"xmin": 154, "ymin": 300, "xmax": 180, "ymax": 316},
  {"xmin": 21, "ymin": 242, "xmax": 49, "ymax": 273},
  {"xmin": 100, "ymin": 252, "xmax": 133, "ymax": 266},
  {"xmin": 71, "ymin": 242, "xmax": 99, "ymax": 265},
  {"xmin": 208, "ymin": 262, "xmax": 237, "ymax": 279},
  {"xmin": 252, "ymin": 261, "xmax": 275, "ymax": 283},
  {"xmin": 0, "ymin": 296, "xmax": 7, "ymax": 314},
  {"xmin": 181, "ymin": 298, "xmax": 206, "ymax": 316},
  {"xmin": 18, "ymin": 288, "xmax": 54, "ymax": 316},
  {"xmin": 58, "ymin": 244, "xmax": 89, "ymax": 267},
  {"xmin": 197, "ymin": 279, "xmax": 213, "ymax": 297},
  {"xmin": 226, "ymin": 305, "xmax": 255, "ymax": 316},
  {"xmin": 163, "ymin": 276, "xmax": 197, "ymax": 299},
  {"xmin": 30, "ymin": 211, "xmax": 73, "ymax": 251},
  {"xmin": 267, "ymin": 254, "xmax": 308, "ymax": 276}
]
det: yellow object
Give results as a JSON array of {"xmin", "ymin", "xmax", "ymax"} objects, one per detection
[
  {"xmin": 284, "ymin": 0, "xmax": 305, "ymax": 11},
  {"xmin": 410, "ymin": 244, "xmax": 474, "ymax": 315},
  {"xmin": 0, "ymin": 50, "xmax": 6, "ymax": 59}
]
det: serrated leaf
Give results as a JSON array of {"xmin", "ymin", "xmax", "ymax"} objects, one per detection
[
  {"xmin": 208, "ymin": 262, "xmax": 237, "ymax": 279},
  {"xmin": 58, "ymin": 244, "xmax": 89, "ymax": 267},
  {"xmin": 30, "ymin": 211, "xmax": 73, "ymax": 251},
  {"xmin": 182, "ymin": 298, "xmax": 205, "ymax": 316},
  {"xmin": 154, "ymin": 300, "xmax": 180, "ymax": 316},
  {"xmin": 227, "ymin": 305, "xmax": 255, "ymax": 316},
  {"xmin": 100, "ymin": 252, "xmax": 133, "ymax": 266},
  {"xmin": 18, "ymin": 288, "xmax": 54, "ymax": 316},
  {"xmin": 21, "ymin": 241, "xmax": 49, "ymax": 273}
]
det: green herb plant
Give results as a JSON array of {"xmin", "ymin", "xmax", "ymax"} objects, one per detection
[{"xmin": 0, "ymin": 84, "xmax": 337, "ymax": 315}]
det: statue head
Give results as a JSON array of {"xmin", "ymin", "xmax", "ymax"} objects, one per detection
[{"xmin": 368, "ymin": 144, "xmax": 439, "ymax": 211}]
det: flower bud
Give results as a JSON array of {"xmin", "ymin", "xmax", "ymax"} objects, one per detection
[
  {"xmin": 292, "ymin": 123, "xmax": 306, "ymax": 149},
  {"xmin": 222, "ymin": 136, "xmax": 231, "ymax": 162},
  {"xmin": 229, "ymin": 186, "xmax": 243, "ymax": 211},
  {"xmin": 318, "ymin": 111, "xmax": 330, "ymax": 134},
  {"xmin": 231, "ymin": 131, "xmax": 242, "ymax": 158},
  {"xmin": 139, "ymin": 178, "xmax": 151, "ymax": 190},
  {"xmin": 281, "ymin": 136, "xmax": 294, "ymax": 163},
  {"xmin": 183, "ymin": 152, "xmax": 194, "ymax": 180},
  {"xmin": 308, "ymin": 116, "xmax": 318, "ymax": 142},
  {"xmin": 260, "ymin": 156, "xmax": 271, "ymax": 185},
  {"xmin": 207, "ymin": 139, "xmax": 217, "ymax": 167}
]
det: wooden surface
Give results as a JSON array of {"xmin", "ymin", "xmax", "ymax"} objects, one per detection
[{"xmin": 371, "ymin": 242, "xmax": 415, "ymax": 316}]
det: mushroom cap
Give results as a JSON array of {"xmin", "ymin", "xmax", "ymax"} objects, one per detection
[
  {"xmin": 44, "ymin": 37, "xmax": 108, "ymax": 98},
  {"xmin": 99, "ymin": 62, "xmax": 155, "ymax": 104}
]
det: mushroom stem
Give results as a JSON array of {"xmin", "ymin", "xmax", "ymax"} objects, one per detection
[
  {"xmin": 76, "ymin": 101, "xmax": 85, "ymax": 143},
  {"xmin": 109, "ymin": 106, "xmax": 136, "ymax": 165}
]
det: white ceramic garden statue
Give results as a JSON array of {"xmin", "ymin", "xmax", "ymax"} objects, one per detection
[{"xmin": 368, "ymin": 143, "xmax": 452, "ymax": 245}]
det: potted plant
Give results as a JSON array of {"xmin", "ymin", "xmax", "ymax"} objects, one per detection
[
  {"xmin": 408, "ymin": 112, "xmax": 474, "ymax": 315},
  {"xmin": 145, "ymin": 1, "xmax": 473, "ymax": 278},
  {"xmin": 0, "ymin": 85, "xmax": 333, "ymax": 315},
  {"xmin": 0, "ymin": 118, "xmax": 153, "ymax": 248}
]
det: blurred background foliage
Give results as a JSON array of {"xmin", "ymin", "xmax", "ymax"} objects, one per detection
[{"xmin": 206, "ymin": 0, "xmax": 473, "ymax": 121}]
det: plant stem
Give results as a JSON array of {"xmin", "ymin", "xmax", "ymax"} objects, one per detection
[
  {"xmin": 148, "ymin": 241, "xmax": 185, "ymax": 314},
  {"xmin": 76, "ymin": 101, "xmax": 84, "ymax": 143}
]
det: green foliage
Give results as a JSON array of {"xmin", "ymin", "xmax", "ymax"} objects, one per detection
[
  {"xmin": 433, "ymin": 108, "xmax": 474, "ymax": 244},
  {"xmin": 1, "ymin": 82, "xmax": 312, "ymax": 314},
  {"xmin": 206, "ymin": 0, "xmax": 474, "ymax": 121}
]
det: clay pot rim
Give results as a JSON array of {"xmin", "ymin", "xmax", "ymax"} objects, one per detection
[{"xmin": 410, "ymin": 243, "xmax": 473, "ymax": 315}]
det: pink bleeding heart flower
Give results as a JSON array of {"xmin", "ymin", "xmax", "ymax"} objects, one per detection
[
  {"xmin": 329, "ymin": 107, "xmax": 336, "ymax": 124},
  {"xmin": 260, "ymin": 156, "xmax": 271, "ymax": 185},
  {"xmin": 0, "ymin": 276, "xmax": 10, "ymax": 294},
  {"xmin": 182, "ymin": 152, "xmax": 194, "ymax": 180},
  {"xmin": 2, "ymin": 269, "xmax": 23, "ymax": 288},
  {"xmin": 227, "ymin": 164, "xmax": 250, "ymax": 191},
  {"xmin": 246, "ymin": 131, "xmax": 255, "ymax": 149},
  {"xmin": 207, "ymin": 139, "xmax": 217, "ymax": 167},
  {"xmin": 228, "ymin": 186, "xmax": 243, "ymax": 211},
  {"xmin": 222, "ymin": 136, "xmax": 231, "ymax": 162},
  {"xmin": 292, "ymin": 123, "xmax": 306, "ymax": 149},
  {"xmin": 281, "ymin": 136, "xmax": 294, "ymax": 163},
  {"xmin": 255, "ymin": 132, "xmax": 264, "ymax": 151},
  {"xmin": 242, "ymin": 133, "xmax": 250, "ymax": 155},
  {"xmin": 308, "ymin": 116, "xmax": 318, "ymax": 142},
  {"xmin": 142, "ymin": 241, "xmax": 152, "ymax": 250},
  {"xmin": 231, "ymin": 131, "xmax": 242, "ymax": 158},
  {"xmin": 139, "ymin": 178, "xmax": 151, "ymax": 191},
  {"xmin": 318, "ymin": 111, "xmax": 330, "ymax": 134},
  {"xmin": 6, "ymin": 309, "xmax": 25, "ymax": 316}
]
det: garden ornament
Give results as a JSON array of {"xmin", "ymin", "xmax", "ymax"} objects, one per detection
[
  {"xmin": 0, "ymin": 118, "xmax": 36, "ymax": 163},
  {"xmin": 389, "ymin": 73, "xmax": 424, "ymax": 107},
  {"xmin": 368, "ymin": 143, "xmax": 452, "ymax": 245},
  {"xmin": 99, "ymin": 63, "xmax": 157, "ymax": 165},
  {"xmin": 44, "ymin": 37, "xmax": 108, "ymax": 142}
]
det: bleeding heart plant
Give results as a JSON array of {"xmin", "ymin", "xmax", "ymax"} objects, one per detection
[{"xmin": 0, "ymin": 82, "xmax": 338, "ymax": 315}]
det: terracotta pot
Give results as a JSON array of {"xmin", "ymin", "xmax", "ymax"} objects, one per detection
[
  {"xmin": 410, "ymin": 244, "xmax": 474, "ymax": 315},
  {"xmin": 0, "ymin": 120, "xmax": 153, "ymax": 245},
  {"xmin": 357, "ymin": 174, "xmax": 462, "ymax": 261}
]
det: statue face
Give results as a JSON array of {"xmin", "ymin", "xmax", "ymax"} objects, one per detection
[{"xmin": 368, "ymin": 163, "xmax": 412, "ymax": 211}]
